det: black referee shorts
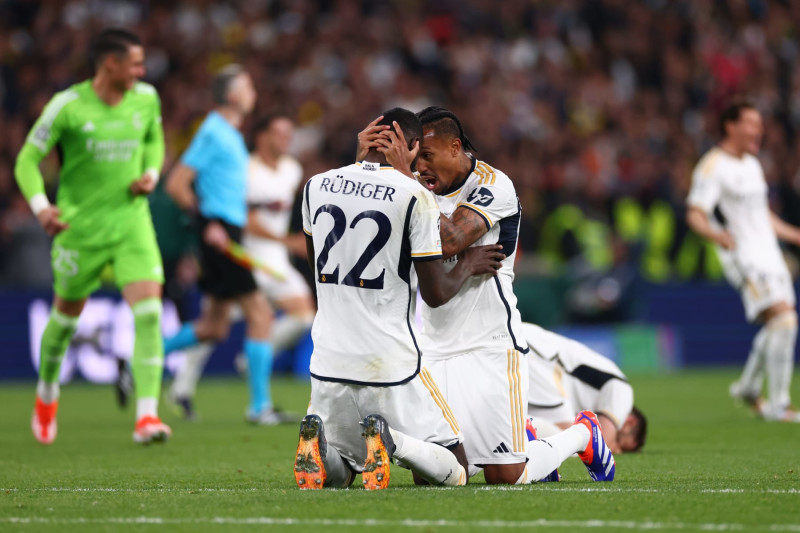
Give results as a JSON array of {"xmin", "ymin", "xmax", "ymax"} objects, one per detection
[{"xmin": 197, "ymin": 217, "xmax": 258, "ymax": 300}]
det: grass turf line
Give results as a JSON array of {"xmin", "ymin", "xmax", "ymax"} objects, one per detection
[{"xmin": 1, "ymin": 370, "xmax": 799, "ymax": 533}]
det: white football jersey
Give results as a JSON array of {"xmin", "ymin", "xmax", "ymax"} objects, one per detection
[
  {"xmin": 420, "ymin": 157, "xmax": 527, "ymax": 358},
  {"xmin": 522, "ymin": 323, "xmax": 633, "ymax": 429},
  {"xmin": 687, "ymin": 147, "xmax": 789, "ymax": 282},
  {"xmin": 243, "ymin": 154, "xmax": 303, "ymax": 263},
  {"xmin": 302, "ymin": 161, "xmax": 442, "ymax": 385}
]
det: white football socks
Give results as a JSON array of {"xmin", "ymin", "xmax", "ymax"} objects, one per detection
[
  {"xmin": 737, "ymin": 325, "xmax": 769, "ymax": 398},
  {"xmin": 271, "ymin": 314, "xmax": 314, "ymax": 353},
  {"xmin": 763, "ymin": 311, "xmax": 798, "ymax": 419},
  {"xmin": 170, "ymin": 342, "xmax": 213, "ymax": 399},
  {"xmin": 36, "ymin": 381, "xmax": 60, "ymax": 404},
  {"xmin": 522, "ymin": 424, "xmax": 590, "ymax": 483},
  {"xmin": 136, "ymin": 397, "xmax": 158, "ymax": 420},
  {"xmin": 389, "ymin": 428, "xmax": 466, "ymax": 486},
  {"xmin": 320, "ymin": 444, "xmax": 354, "ymax": 488}
]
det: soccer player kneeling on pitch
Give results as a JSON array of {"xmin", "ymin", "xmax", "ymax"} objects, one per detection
[
  {"xmin": 357, "ymin": 108, "xmax": 617, "ymax": 484},
  {"xmin": 293, "ymin": 108, "xmax": 505, "ymax": 490},
  {"xmin": 17, "ymin": 29, "xmax": 170, "ymax": 445}
]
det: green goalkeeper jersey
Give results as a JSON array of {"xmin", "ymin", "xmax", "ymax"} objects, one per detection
[{"xmin": 15, "ymin": 80, "xmax": 165, "ymax": 247}]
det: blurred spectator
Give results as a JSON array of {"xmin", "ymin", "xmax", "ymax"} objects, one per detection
[{"xmin": 2, "ymin": 0, "xmax": 800, "ymax": 290}]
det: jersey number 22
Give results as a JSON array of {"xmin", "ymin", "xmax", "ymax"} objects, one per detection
[{"xmin": 313, "ymin": 204, "xmax": 391, "ymax": 290}]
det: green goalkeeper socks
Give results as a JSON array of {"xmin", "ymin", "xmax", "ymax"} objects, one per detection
[
  {"xmin": 38, "ymin": 308, "xmax": 79, "ymax": 385},
  {"xmin": 131, "ymin": 298, "xmax": 164, "ymax": 402}
]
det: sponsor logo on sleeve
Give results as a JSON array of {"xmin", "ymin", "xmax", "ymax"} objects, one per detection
[{"xmin": 467, "ymin": 187, "xmax": 494, "ymax": 207}]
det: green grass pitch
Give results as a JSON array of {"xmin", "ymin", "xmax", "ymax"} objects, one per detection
[{"xmin": 2, "ymin": 369, "xmax": 800, "ymax": 532}]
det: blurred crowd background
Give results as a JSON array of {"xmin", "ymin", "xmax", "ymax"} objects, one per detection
[{"xmin": 3, "ymin": 0, "xmax": 800, "ymax": 308}]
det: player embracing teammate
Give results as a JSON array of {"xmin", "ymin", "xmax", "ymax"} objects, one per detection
[{"xmin": 292, "ymin": 108, "xmax": 618, "ymax": 489}]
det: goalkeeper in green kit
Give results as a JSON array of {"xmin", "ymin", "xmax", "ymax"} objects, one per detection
[{"xmin": 14, "ymin": 29, "xmax": 171, "ymax": 445}]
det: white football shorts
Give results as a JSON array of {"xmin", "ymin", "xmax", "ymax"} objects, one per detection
[
  {"xmin": 254, "ymin": 258, "xmax": 311, "ymax": 302},
  {"xmin": 735, "ymin": 268, "xmax": 796, "ymax": 323},
  {"xmin": 425, "ymin": 349, "xmax": 528, "ymax": 466},
  {"xmin": 307, "ymin": 368, "xmax": 462, "ymax": 472}
]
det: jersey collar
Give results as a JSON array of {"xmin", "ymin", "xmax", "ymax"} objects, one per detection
[
  {"xmin": 356, "ymin": 160, "xmax": 395, "ymax": 172},
  {"xmin": 441, "ymin": 154, "xmax": 477, "ymax": 197}
]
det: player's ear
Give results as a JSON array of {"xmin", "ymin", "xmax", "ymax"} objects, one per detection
[{"xmin": 451, "ymin": 137, "xmax": 462, "ymax": 156}]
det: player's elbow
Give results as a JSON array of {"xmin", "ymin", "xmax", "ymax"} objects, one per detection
[
  {"xmin": 685, "ymin": 207, "xmax": 702, "ymax": 232},
  {"xmin": 419, "ymin": 287, "xmax": 447, "ymax": 308}
]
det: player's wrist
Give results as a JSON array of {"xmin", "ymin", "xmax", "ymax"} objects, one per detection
[
  {"xmin": 29, "ymin": 193, "xmax": 51, "ymax": 216},
  {"xmin": 144, "ymin": 168, "xmax": 160, "ymax": 184}
]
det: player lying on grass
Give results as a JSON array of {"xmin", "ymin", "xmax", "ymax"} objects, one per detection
[
  {"xmin": 521, "ymin": 322, "xmax": 647, "ymax": 454},
  {"xmin": 163, "ymin": 65, "xmax": 278, "ymax": 424},
  {"xmin": 357, "ymin": 109, "xmax": 616, "ymax": 483},
  {"xmin": 16, "ymin": 28, "xmax": 171, "ymax": 445},
  {"xmin": 294, "ymin": 108, "xmax": 505, "ymax": 490}
]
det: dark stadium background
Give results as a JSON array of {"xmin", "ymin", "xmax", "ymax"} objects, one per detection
[{"xmin": 2, "ymin": 0, "xmax": 800, "ymax": 378}]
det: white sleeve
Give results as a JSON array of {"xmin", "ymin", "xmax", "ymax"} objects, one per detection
[
  {"xmin": 458, "ymin": 174, "xmax": 518, "ymax": 230},
  {"xmin": 409, "ymin": 189, "xmax": 443, "ymax": 261},
  {"xmin": 301, "ymin": 178, "xmax": 312, "ymax": 236},
  {"xmin": 687, "ymin": 156, "xmax": 722, "ymax": 213}
]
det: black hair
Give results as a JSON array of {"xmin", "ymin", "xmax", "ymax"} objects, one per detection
[
  {"xmin": 629, "ymin": 406, "xmax": 648, "ymax": 452},
  {"xmin": 89, "ymin": 28, "xmax": 141, "ymax": 70},
  {"xmin": 378, "ymin": 107, "xmax": 422, "ymax": 150},
  {"xmin": 211, "ymin": 64, "xmax": 245, "ymax": 106},
  {"xmin": 719, "ymin": 100, "xmax": 757, "ymax": 138},
  {"xmin": 252, "ymin": 112, "xmax": 292, "ymax": 136},
  {"xmin": 416, "ymin": 106, "xmax": 477, "ymax": 152}
]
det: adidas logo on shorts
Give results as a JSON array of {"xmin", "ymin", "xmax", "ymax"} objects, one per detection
[{"xmin": 492, "ymin": 442, "xmax": 510, "ymax": 453}]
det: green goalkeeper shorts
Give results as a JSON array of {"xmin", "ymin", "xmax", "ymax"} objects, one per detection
[{"xmin": 51, "ymin": 221, "xmax": 164, "ymax": 301}]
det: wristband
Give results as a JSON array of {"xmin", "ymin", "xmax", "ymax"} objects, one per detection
[
  {"xmin": 29, "ymin": 193, "xmax": 51, "ymax": 216},
  {"xmin": 144, "ymin": 168, "xmax": 160, "ymax": 184}
]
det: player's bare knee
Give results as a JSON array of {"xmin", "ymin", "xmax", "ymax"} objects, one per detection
[
  {"xmin": 53, "ymin": 296, "xmax": 86, "ymax": 317},
  {"xmin": 766, "ymin": 308, "xmax": 798, "ymax": 332},
  {"xmin": 483, "ymin": 462, "xmax": 526, "ymax": 485},
  {"xmin": 195, "ymin": 319, "xmax": 230, "ymax": 342},
  {"xmin": 449, "ymin": 443, "xmax": 470, "ymax": 481}
]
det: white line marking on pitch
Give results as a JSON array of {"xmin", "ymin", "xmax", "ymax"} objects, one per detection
[
  {"xmin": 3, "ymin": 487, "xmax": 800, "ymax": 495},
  {"xmin": 2, "ymin": 517, "xmax": 800, "ymax": 530}
]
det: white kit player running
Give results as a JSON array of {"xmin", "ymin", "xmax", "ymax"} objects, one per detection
[
  {"xmin": 293, "ymin": 108, "xmax": 505, "ymax": 490},
  {"xmin": 362, "ymin": 106, "xmax": 616, "ymax": 483},
  {"xmin": 687, "ymin": 101, "xmax": 800, "ymax": 422},
  {"xmin": 170, "ymin": 115, "xmax": 314, "ymax": 424},
  {"xmin": 522, "ymin": 322, "xmax": 647, "ymax": 454}
]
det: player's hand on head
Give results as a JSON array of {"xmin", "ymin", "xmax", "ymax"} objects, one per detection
[
  {"xmin": 37, "ymin": 206, "xmax": 69, "ymax": 237},
  {"xmin": 356, "ymin": 115, "xmax": 391, "ymax": 161},
  {"xmin": 376, "ymin": 121, "xmax": 417, "ymax": 178},
  {"xmin": 130, "ymin": 174, "xmax": 157, "ymax": 196},
  {"xmin": 458, "ymin": 244, "xmax": 505, "ymax": 276},
  {"xmin": 204, "ymin": 221, "xmax": 230, "ymax": 252}
]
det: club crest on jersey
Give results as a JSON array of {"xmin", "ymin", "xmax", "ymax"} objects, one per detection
[{"xmin": 467, "ymin": 187, "xmax": 494, "ymax": 207}]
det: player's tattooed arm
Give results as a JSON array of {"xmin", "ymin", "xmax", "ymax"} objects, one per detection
[{"xmin": 440, "ymin": 207, "xmax": 490, "ymax": 260}]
